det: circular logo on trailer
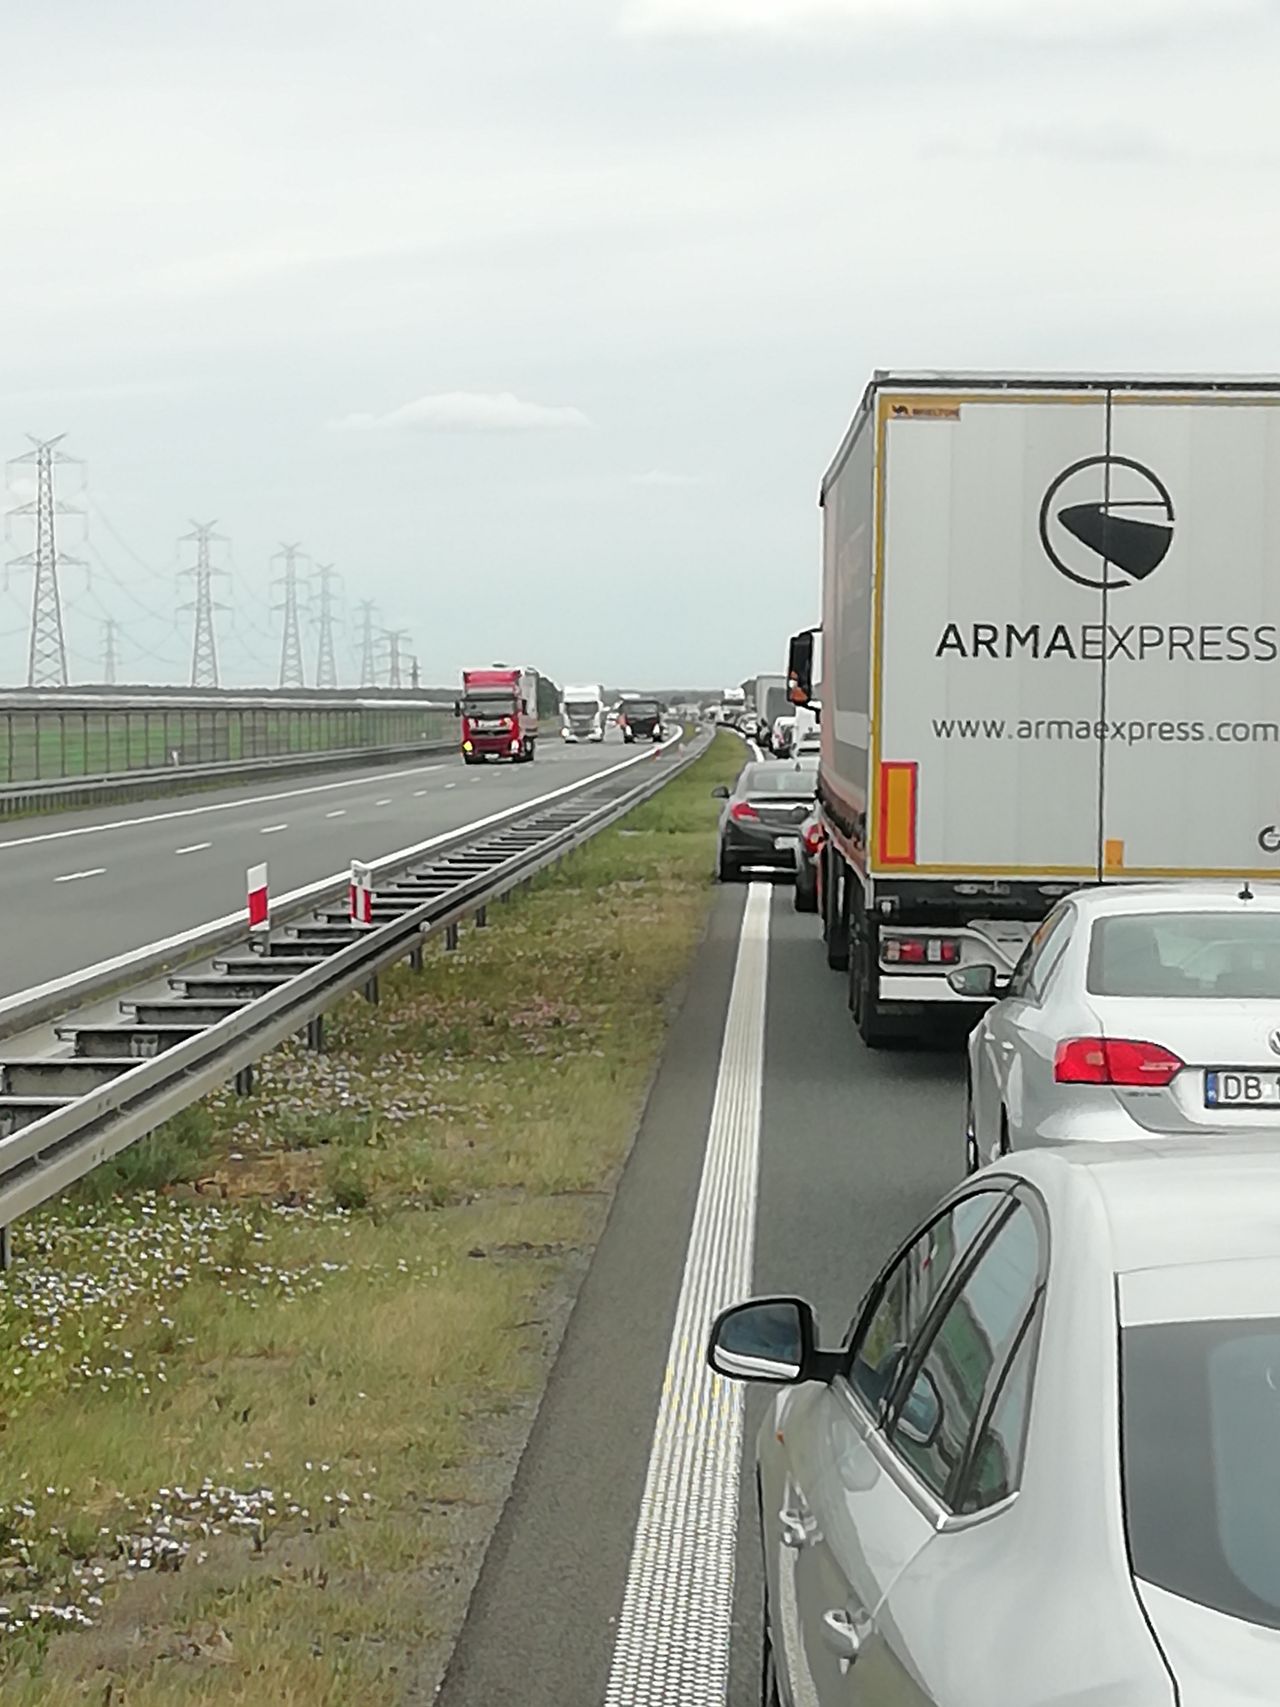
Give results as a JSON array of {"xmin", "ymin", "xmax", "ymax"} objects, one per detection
[
  {"xmin": 1039, "ymin": 456, "xmax": 1175, "ymax": 591},
  {"xmin": 1269, "ymin": 1029, "xmax": 1280, "ymax": 1057}
]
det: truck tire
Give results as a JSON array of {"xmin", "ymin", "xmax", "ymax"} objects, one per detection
[
  {"xmin": 850, "ymin": 924, "xmax": 892, "ymax": 1048},
  {"xmin": 824, "ymin": 851, "xmax": 850, "ymax": 971}
]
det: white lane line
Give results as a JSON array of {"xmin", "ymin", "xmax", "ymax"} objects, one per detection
[
  {"xmin": 413, "ymin": 788, "xmax": 429, "ymax": 796},
  {"xmin": 260, "ymin": 823, "xmax": 287, "ymax": 835},
  {"xmin": 325, "ymin": 810, "xmax": 346, "ymax": 819},
  {"xmin": 0, "ymin": 763, "xmax": 447, "ymax": 853},
  {"xmin": 54, "ymin": 868, "xmax": 106, "ymax": 884},
  {"xmin": 444, "ymin": 782, "xmax": 457, "ymax": 790},
  {"xmin": 174, "ymin": 842, "xmax": 212, "ymax": 856},
  {"xmin": 604, "ymin": 883, "xmax": 770, "ymax": 1706},
  {"xmin": 375, "ymin": 798, "xmax": 392, "ymax": 807}
]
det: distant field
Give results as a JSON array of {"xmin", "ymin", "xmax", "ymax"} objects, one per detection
[{"xmin": 0, "ymin": 706, "xmax": 454, "ymax": 785}]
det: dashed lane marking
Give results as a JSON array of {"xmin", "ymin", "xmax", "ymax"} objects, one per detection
[
  {"xmin": 603, "ymin": 882, "xmax": 770, "ymax": 1706},
  {"xmin": 375, "ymin": 798, "xmax": 392, "ymax": 807},
  {"xmin": 0, "ymin": 763, "xmax": 446, "ymax": 853},
  {"xmin": 174, "ymin": 843, "xmax": 212, "ymax": 856},
  {"xmin": 325, "ymin": 810, "xmax": 346, "ymax": 818},
  {"xmin": 260, "ymin": 824, "xmax": 288, "ymax": 835},
  {"xmin": 54, "ymin": 868, "xmax": 106, "ymax": 883}
]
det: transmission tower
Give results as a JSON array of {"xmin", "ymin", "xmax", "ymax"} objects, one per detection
[
  {"xmin": 101, "ymin": 618, "xmax": 120, "ymax": 685},
  {"xmin": 179, "ymin": 520, "xmax": 229, "ymax": 688},
  {"xmin": 356, "ymin": 599, "xmax": 377, "ymax": 687},
  {"xmin": 313, "ymin": 562, "xmax": 340, "ymax": 689},
  {"xmin": 6, "ymin": 435, "xmax": 86, "ymax": 688},
  {"xmin": 410, "ymin": 654, "xmax": 421, "ymax": 691},
  {"xmin": 381, "ymin": 628, "xmax": 411, "ymax": 691},
  {"xmin": 272, "ymin": 542, "xmax": 307, "ymax": 689}
]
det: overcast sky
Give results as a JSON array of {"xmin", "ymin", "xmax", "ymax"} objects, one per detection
[{"xmin": 0, "ymin": 0, "xmax": 1276, "ymax": 690}]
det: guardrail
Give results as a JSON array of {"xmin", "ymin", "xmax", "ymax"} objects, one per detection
[
  {"xmin": 0, "ymin": 736, "xmax": 456, "ymax": 817},
  {"xmin": 0, "ymin": 731, "xmax": 709, "ymax": 1254}
]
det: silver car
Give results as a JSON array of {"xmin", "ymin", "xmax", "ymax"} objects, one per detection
[
  {"xmin": 960, "ymin": 882, "xmax": 1280, "ymax": 1173},
  {"xmin": 709, "ymin": 1136, "xmax": 1280, "ymax": 1706}
]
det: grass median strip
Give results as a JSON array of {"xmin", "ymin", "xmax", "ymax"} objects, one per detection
[{"xmin": 0, "ymin": 733, "xmax": 744, "ymax": 1704}]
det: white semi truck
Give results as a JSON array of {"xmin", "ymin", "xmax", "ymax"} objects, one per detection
[
  {"xmin": 718, "ymin": 686, "xmax": 746, "ymax": 728},
  {"xmin": 560, "ymin": 683, "xmax": 606, "ymax": 742},
  {"xmin": 793, "ymin": 370, "xmax": 1280, "ymax": 1044}
]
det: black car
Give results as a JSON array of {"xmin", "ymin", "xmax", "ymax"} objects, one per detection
[{"xmin": 712, "ymin": 759, "xmax": 817, "ymax": 881}]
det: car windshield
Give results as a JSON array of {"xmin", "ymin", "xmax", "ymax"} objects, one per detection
[
  {"xmin": 1088, "ymin": 912, "xmax": 1280, "ymax": 999},
  {"xmin": 1124, "ymin": 1316, "xmax": 1280, "ymax": 1628},
  {"xmin": 741, "ymin": 767, "xmax": 816, "ymax": 796},
  {"xmin": 565, "ymin": 700, "xmax": 597, "ymax": 713}
]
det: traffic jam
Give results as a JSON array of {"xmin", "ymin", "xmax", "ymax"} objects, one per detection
[{"xmin": 712, "ymin": 374, "xmax": 1280, "ymax": 1705}]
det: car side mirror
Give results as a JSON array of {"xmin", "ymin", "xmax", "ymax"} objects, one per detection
[
  {"xmin": 946, "ymin": 964, "xmax": 1010, "ymax": 999},
  {"xmin": 708, "ymin": 1297, "xmax": 824, "ymax": 1385},
  {"xmin": 897, "ymin": 1367, "xmax": 943, "ymax": 1450},
  {"xmin": 711, "ymin": 785, "xmax": 730, "ymax": 799},
  {"xmin": 453, "ymin": 700, "xmax": 462, "ymax": 717}
]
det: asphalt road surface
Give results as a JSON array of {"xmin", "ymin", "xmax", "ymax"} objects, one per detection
[
  {"xmin": 437, "ymin": 878, "xmax": 967, "ymax": 1707},
  {"xmin": 1, "ymin": 739, "xmax": 633, "ymax": 997}
]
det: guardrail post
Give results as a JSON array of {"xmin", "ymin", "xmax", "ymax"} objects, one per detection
[
  {"xmin": 475, "ymin": 905, "xmax": 488, "ymax": 929},
  {"xmin": 0, "ymin": 1224, "xmax": 10, "ymax": 1271},
  {"xmin": 409, "ymin": 944, "xmax": 424, "ymax": 972},
  {"xmin": 445, "ymin": 921, "xmax": 459, "ymax": 951},
  {"xmin": 305, "ymin": 1014, "xmax": 324, "ymax": 1052},
  {"xmin": 234, "ymin": 1064, "xmax": 254, "ymax": 1097},
  {"xmin": 363, "ymin": 974, "xmax": 380, "ymax": 1005}
]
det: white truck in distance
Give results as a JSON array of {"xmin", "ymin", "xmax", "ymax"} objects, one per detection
[
  {"xmin": 718, "ymin": 687, "xmax": 746, "ymax": 727},
  {"xmin": 560, "ymin": 683, "xmax": 606, "ymax": 742},
  {"xmin": 796, "ymin": 370, "xmax": 1280, "ymax": 1045},
  {"xmin": 753, "ymin": 673, "xmax": 789, "ymax": 738}
]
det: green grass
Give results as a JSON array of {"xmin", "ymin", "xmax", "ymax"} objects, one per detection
[{"xmin": 0, "ymin": 732, "xmax": 743, "ymax": 1704}]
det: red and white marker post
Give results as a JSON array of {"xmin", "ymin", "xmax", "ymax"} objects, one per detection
[
  {"xmin": 349, "ymin": 859, "xmax": 375, "ymax": 927},
  {"xmin": 247, "ymin": 862, "xmax": 269, "ymax": 940}
]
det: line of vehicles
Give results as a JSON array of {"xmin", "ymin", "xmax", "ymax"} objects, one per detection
[
  {"xmin": 711, "ymin": 371, "xmax": 1280, "ymax": 1707},
  {"xmin": 455, "ymin": 665, "xmax": 670, "ymax": 763}
]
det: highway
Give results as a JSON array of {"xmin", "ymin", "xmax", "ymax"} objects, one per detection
[
  {"xmin": 437, "ymin": 878, "xmax": 965, "ymax": 1706},
  {"xmin": 0, "ymin": 740, "xmax": 634, "ymax": 998}
]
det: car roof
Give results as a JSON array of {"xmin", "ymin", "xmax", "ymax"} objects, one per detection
[
  {"xmin": 1065, "ymin": 881, "xmax": 1280, "ymax": 919},
  {"xmin": 1004, "ymin": 1136, "xmax": 1280, "ymax": 1275}
]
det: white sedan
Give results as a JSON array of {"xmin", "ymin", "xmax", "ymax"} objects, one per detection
[{"xmin": 960, "ymin": 882, "xmax": 1280, "ymax": 1174}]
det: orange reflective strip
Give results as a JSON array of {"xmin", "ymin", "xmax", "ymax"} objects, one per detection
[
  {"xmin": 878, "ymin": 762, "xmax": 918, "ymax": 866},
  {"xmin": 1104, "ymin": 838, "xmax": 1125, "ymax": 872}
]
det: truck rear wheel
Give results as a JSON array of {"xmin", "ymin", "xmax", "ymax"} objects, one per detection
[
  {"xmin": 823, "ymin": 851, "xmax": 850, "ymax": 971},
  {"xmin": 850, "ymin": 925, "xmax": 892, "ymax": 1049}
]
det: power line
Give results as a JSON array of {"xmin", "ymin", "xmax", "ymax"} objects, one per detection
[
  {"xmin": 272, "ymin": 541, "xmax": 307, "ymax": 689},
  {"xmin": 179, "ymin": 520, "xmax": 230, "ymax": 688},
  {"xmin": 356, "ymin": 599, "xmax": 378, "ymax": 687},
  {"xmin": 7, "ymin": 435, "xmax": 86, "ymax": 687},
  {"xmin": 313, "ymin": 561, "xmax": 340, "ymax": 689}
]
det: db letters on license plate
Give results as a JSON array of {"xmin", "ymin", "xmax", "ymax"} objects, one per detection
[{"xmin": 1205, "ymin": 1071, "xmax": 1280, "ymax": 1108}]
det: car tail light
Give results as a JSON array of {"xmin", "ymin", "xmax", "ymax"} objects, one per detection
[
  {"xmin": 729, "ymin": 802, "xmax": 758, "ymax": 822},
  {"xmin": 1054, "ymin": 1037, "xmax": 1184, "ymax": 1086},
  {"xmin": 802, "ymin": 822, "xmax": 823, "ymax": 856},
  {"xmin": 881, "ymin": 936, "xmax": 960, "ymax": 966}
]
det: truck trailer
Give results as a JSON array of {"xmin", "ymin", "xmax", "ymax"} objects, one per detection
[
  {"xmin": 458, "ymin": 665, "xmax": 539, "ymax": 764},
  {"xmin": 796, "ymin": 371, "xmax": 1280, "ymax": 1044},
  {"xmin": 560, "ymin": 683, "xmax": 606, "ymax": 742}
]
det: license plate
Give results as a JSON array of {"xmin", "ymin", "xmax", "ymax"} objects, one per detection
[
  {"xmin": 775, "ymin": 835, "xmax": 800, "ymax": 855},
  {"xmin": 1205, "ymin": 1071, "xmax": 1280, "ymax": 1108}
]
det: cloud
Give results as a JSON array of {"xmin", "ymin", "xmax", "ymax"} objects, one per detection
[
  {"xmin": 619, "ymin": 0, "xmax": 1262, "ymax": 41},
  {"xmin": 631, "ymin": 468, "xmax": 702, "ymax": 487},
  {"xmin": 330, "ymin": 391, "xmax": 593, "ymax": 434}
]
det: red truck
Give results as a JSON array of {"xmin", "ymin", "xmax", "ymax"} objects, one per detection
[{"xmin": 458, "ymin": 665, "xmax": 540, "ymax": 764}]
